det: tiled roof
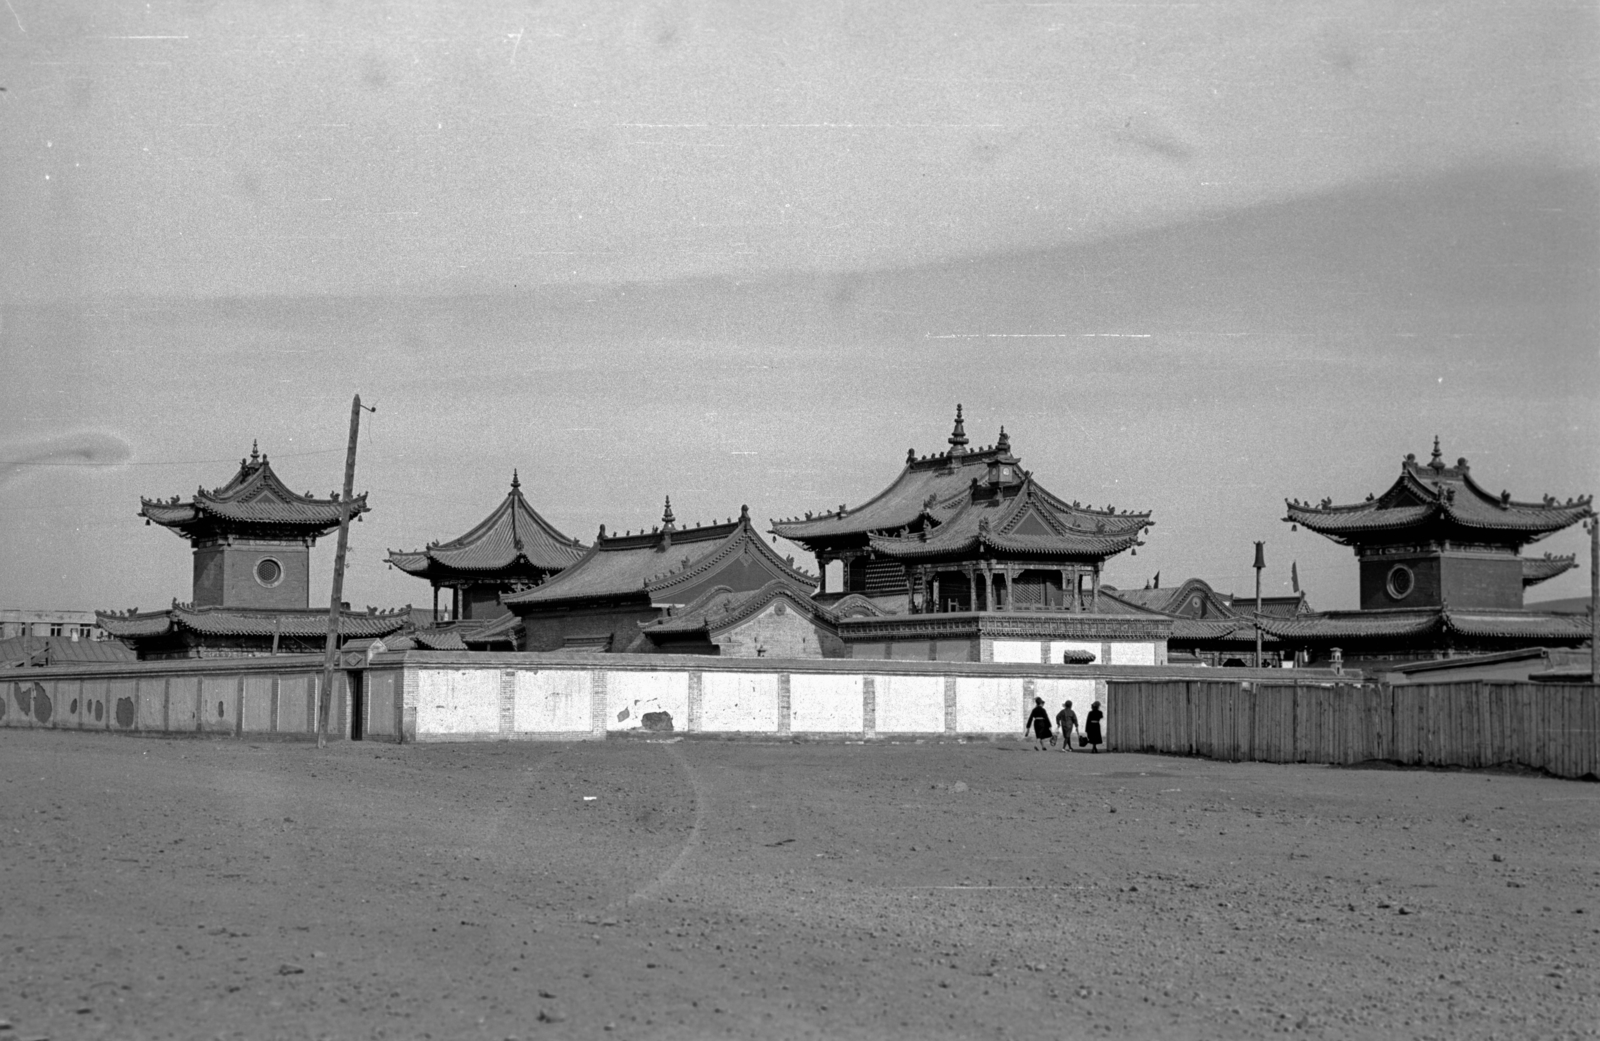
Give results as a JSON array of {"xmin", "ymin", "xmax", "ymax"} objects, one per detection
[
  {"xmin": 866, "ymin": 475, "xmax": 1148, "ymax": 562},
  {"xmin": 1256, "ymin": 607, "xmax": 1590, "ymax": 644},
  {"xmin": 642, "ymin": 579, "xmax": 824, "ymax": 636},
  {"xmin": 504, "ymin": 506, "xmax": 814, "ymax": 607},
  {"xmin": 1258, "ymin": 611, "xmax": 1442, "ymax": 641},
  {"xmin": 387, "ymin": 473, "xmax": 585, "ymax": 578},
  {"xmin": 1167, "ymin": 618, "xmax": 1267, "ymax": 643},
  {"xmin": 96, "ymin": 605, "xmax": 408, "ymax": 639},
  {"xmin": 0, "ymin": 636, "xmax": 138, "ymax": 667},
  {"xmin": 1522, "ymin": 554, "xmax": 1578, "ymax": 587},
  {"xmin": 771, "ymin": 409, "xmax": 1149, "ymax": 547},
  {"xmin": 140, "ymin": 444, "xmax": 364, "ymax": 536},
  {"xmin": 1286, "ymin": 439, "xmax": 1592, "ymax": 545},
  {"xmin": 1442, "ymin": 611, "xmax": 1593, "ymax": 640},
  {"xmin": 461, "ymin": 613, "xmax": 522, "ymax": 647}
]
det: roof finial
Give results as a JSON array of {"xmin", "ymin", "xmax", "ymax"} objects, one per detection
[
  {"xmin": 250, "ymin": 440, "xmax": 259, "ymax": 464},
  {"xmin": 996, "ymin": 425, "xmax": 1010, "ymax": 452},
  {"xmin": 662, "ymin": 495, "xmax": 676, "ymax": 531},
  {"xmin": 1429, "ymin": 435, "xmax": 1444, "ymax": 471},
  {"xmin": 948, "ymin": 404, "xmax": 968, "ymax": 453},
  {"xmin": 511, "ymin": 469, "xmax": 520, "ymax": 491}
]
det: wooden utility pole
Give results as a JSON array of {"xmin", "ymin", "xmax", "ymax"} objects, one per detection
[
  {"xmin": 1253, "ymin": 540, "xmax": 1266, "ymax": 668},
  {"xmin": 318, "ymin": 394, "xmax": 368, "ymax": 748}
]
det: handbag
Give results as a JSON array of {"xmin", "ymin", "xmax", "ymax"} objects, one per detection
[{"xmin": 1078, "ymin": 734, "xmax": 1088, "ymax": 748}]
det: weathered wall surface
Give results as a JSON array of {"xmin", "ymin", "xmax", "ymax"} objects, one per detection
[
  {"xmin": 607, "ymin": 671, "xmax": 689, "ymax": 732},
  {"xmin": 874, "ymin": 674, "xmax": 946, "ymax": 733},
  {"xmin": 416, "ymin": 669, "xmax": 501, "ymax": 737},
  {"xmin": 513, "ymin": 670, "xmax": 594, "ymax": 735},
  {"xmin": 699, "ymin": 672, "xmax": 780, "ymax": 732},
  {"xmin": 789, "ymin": 673, "xmax": 864, "ymax": 733}
]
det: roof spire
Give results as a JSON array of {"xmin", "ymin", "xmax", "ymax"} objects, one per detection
[
  {"xmin": 250, "ymin": 440, "xmax": 259, "ymax": 464},
  {"xmin": 510, "ymin": 469, "xmax": 520, "ymax": 491},
  {"xmin": 1429, "ymin": 435, "xmax": 1444, "ymax": 471},
  {"xmin": 947, "ymin": 404, "xmax": 968, "ymax": 453},
  {"xmin": 661, "ymin": 495, "xmax": 676, "ymax": 531},
  {"xmin": 996, "ymin": 425, "xmax": 1010, "ymax": 452}
]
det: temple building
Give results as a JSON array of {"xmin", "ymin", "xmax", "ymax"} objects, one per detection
[
  {"xmin": 385, "ymin": 471, "xmax": 585, "ymax": 624},
  {"xmin": 1267, "ymin": 439, "xmax": 1592, "ymax": 669},
  {"xmin": 1103, "ymin": 578, "xmax": 1313, "ymax": 667},
  {"xmin": 97, "ymin": 444, "xmax": 408, "ymax": 659},
  {"xmin": 771, "ymin": 407, "xmax": 1170, "ymax": 663},
  {"xmin": 496, "ymin": 500, "xmax": 819, "ymax": 653}
]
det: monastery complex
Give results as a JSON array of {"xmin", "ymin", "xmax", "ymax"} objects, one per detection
[{"xmin": 88, "ymin": 408, "xmax": 1593, "ymax": 682}]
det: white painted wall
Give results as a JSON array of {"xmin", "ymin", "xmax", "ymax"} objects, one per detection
[
  {"xmin": 992, "ymin": 640, "xmax": 1043, "ymax": 664},
  {"xmin": 1048, "ymin": 640, "xmax": 1103, "ymax": 665},
  {"xmin": 700, "ymin": 672, "xmax": 780, "ymax": 732},
  {"xmin": 789, "ymin": 673, "xmax": 863, "ymax": 732},
  {"xmin": 955, "ymin": 676, "xmax": 1024, "ymax": 733},
  {"xmin": 1034, "ymin": 678, "xmax": 1097, "ymax": 718},
  {"xmin": 605, "ymin": 670, "xmax": 690, "ymax": 732},
  {"xmin": 1109, "ymin": 642, "xmax": 1157, "ymax": 666},
  {"xmin": 514, "ymin": 670, "xmax": 593, "ymax": 733},
  {"xmin": 874, "ymin": 674, "xmax": 945, "ymax": 733},
  {"xmin": 417, "ymin": 669, "xmax": 501, "ymax": 735}
]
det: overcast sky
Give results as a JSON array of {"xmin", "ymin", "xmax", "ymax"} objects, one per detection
[{"xmin": 2, "ymin": 0, "xmax": 1596, "ymax": 614}]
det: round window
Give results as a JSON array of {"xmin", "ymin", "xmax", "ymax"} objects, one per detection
[
  {"xmin": 255, "ymin": 557, "xmax": 284, "ymax": 587},
  {"xmin": 1385, "ymin": 564, "xmax": 1415, "ymax": 600}
]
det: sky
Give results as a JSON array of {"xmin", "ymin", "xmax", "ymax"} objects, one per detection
[{"xmin": 1, "ymin": 0, "xmax": 1596, "ymax": 615}]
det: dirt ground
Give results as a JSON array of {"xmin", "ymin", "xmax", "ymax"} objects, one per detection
[{"xmin": 1, "ymin": 731, "xmax": 1595, "ymax": 1041}]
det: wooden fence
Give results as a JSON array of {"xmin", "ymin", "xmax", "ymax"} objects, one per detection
[{"xmin": 1107, "ymin": 680, "xmax": 1599, "ymax": 780}]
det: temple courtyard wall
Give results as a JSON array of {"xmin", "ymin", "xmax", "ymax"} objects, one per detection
[{"xmin": 2, "ymin": 652, "xmax": 1310, "ymax": 747}]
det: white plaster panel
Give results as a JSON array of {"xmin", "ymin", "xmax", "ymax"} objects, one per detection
[
  {"xmin": 1048, "ymin": 640, "xmax": 1103, "ymax": 665},
  {"xmin": 872, "ymin": 674, "xmax": 945, "ymax": 733},
  {"xmin": 605, "ymin": 671, "xmax": 689, "ymax": 732},
  {"xmin": 1109, "ymin": 641, "xmax": 1157, "ymax": 666},
  {"xmin": 514, "ymin": 670, "xmax": 594, "ymax": 733},
  {"xmin": 955, "ymin": 676, "xmax": 1025, "ymax": 733},
  {"xmin": 789, "ymin": 673, "xmax": 863, "ymax": 733},
  {"xmin": 991, "ymin": 640, "xmax": 1043, "ymax": 664},
  {"xmin": 417, "ymin": 669, "xmax": 501, "ymax": 735},
  {"xmin": 700, "ymin": 672, "xmax": 780, "ymax": 732}
]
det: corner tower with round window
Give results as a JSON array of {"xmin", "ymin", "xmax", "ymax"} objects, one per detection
[
  {"xmin": 1285, "ymin": 437, "xmax": 1591, "ymax": 612},
  {"xmin": 134, "ymin": 442, "xmax": 367, "ymax": 611}
]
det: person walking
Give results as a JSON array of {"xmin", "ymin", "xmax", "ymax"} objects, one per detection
[
  {"xmin": 1055, "ymin": 700, "xmax": 1079, "ymax": 752},
  {"xmin": 1024, "ymin": 696, "xmax": 1053, "ymax": 751},
  {"xmin": 1085, "ymin": 701, "xmax": 1104, "ymax": 753}
]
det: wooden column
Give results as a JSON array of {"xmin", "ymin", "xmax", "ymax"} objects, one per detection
[
  {"xmin": 816, "ymin": 554, "xmax": 829, "ymax": 594},
  {"xmin": 1091, "ymin": 565, "xmax": 1101, "ymax": 612},
  {"xmin": 931, "ymin": 572, "xmax": 941, "ymax": 613}
]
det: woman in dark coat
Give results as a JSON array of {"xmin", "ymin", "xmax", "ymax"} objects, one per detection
[
  {"xmin": 1085, "ymin": 701, "xmax": 1104, "ymax": 753},
  {"xmin": 1024, "ymin": 696, "xmax": 1053, "ymax": 751}
]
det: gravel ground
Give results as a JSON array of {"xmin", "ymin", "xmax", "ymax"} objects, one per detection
[{"xmin": 1, "ymin": 730, "xmax": 1596, "ymax": 1041}]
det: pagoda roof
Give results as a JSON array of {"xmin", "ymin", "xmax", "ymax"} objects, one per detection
[
  {"xmin": 95, "ymin": 604, "xmax": 409, "ymax": 640},
  {"xmin": 503, "ymin": 503, "xmax": 816, "ymax": 608},
  {"xmin": 771, "ymin": 406, "xmax": 1150, "ymax": 548},
  {"xmin": 1522, "ymin": 553, "xmax": 1578, "ymax": 588},
  {"xmin": 865, "ymin": 474, "xmax": 1149, "ymax": 562},
  {"xmin": 641, "ymin": 578, "xmax": 827, "ymax": 638},
  {"xmin": 386, "ymin": 472, "xmax": 585, "ymax": 579},
  {"xmin": 1285, "ymin": 438, "xmax": 1592, "ymax": 546},
  {"xmin": 139, "ymin": 443, "xmax": 365, "ymax": 538}
]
